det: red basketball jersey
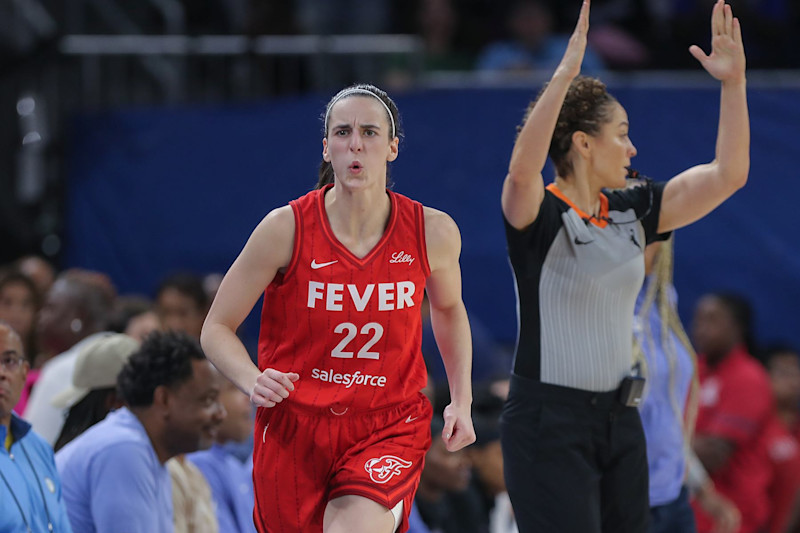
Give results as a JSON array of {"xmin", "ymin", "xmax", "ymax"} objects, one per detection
[{"xmin": 258, "ymin": 184, "xmax": 431, "ymax": 410}]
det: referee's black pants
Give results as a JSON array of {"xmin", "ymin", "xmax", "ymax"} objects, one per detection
[{"xmin": 500, "ymin": 373, "xmax": 649, "ymax": 533}]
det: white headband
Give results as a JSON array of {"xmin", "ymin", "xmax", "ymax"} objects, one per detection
[{"xmin": 324, "ymin": 88, "xmax": 396, "ymax": 139}]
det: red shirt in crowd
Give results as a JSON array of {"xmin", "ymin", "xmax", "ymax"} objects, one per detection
[
  {"xmin": 693, "ymin": 345, "xmax": 774, "ymax": 533},
  {"xmin": 762, "ymin": 414, "xmax": 800, "ymax": 533}
]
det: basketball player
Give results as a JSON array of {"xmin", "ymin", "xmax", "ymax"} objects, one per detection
[{"xmin": 201, "ymin": 84, "xmax": 475, "ymax": 533}]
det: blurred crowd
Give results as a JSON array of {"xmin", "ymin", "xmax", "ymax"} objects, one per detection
[
  {"xmin": 185, "ymin": 0, "xmax": 799, "ymax": 71},
  {"xmin": 4, "ymin": 0, "xmax": 797, "ymax": 77},
  {"xmin": 1, "ymin": 252, "xmax": 800, "ymax": 532}
]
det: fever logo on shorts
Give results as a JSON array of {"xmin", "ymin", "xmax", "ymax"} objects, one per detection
[{"xmin": 364, "ymin": 455, "xmax": 413, "ymax": 484}]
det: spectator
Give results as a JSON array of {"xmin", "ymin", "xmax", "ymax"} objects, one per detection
[
  {"xmin": 24, "ymin": 269, "xmax": 116, "ymax": 445},
  {"xmin": 294, "ymin": 0, "xmax": 391, "ymax": 35},
  {"xmin": 407, "ymin": 502, "xmax": 433, "ymax": 533},
  {"xmin": 762, "ymin": 345, "xmax": 800, "ymax": 533},
  {"xmin": 691, "ymin": 292, "xmax": 774, "ymax": 533},
  {"xmin": 168, "ymin": 454, "xmax": 219, "ymax": 533},
  {"xmin": 634, "ymin": 238, "xmax": 696, "ymax": 531},
  {"xmin": 108, "ymin": 295, "xmax": 160, "ymax": 342},
  {"xmin": 0, "ymin": 320, "xmax": 73, "ymax": 533},
  {"xmin": 189, "ymin": 378, "xmax": 256, "ymax": 533},
  {"xmin": 56, "ymin": 331, "xmax": 225, "ymax": 533},
  {"xmin": 50, "ymin": 333, "xmax": 140, "ymax": 451},
  {"xmin": 415, "ymin": 0, "xmax": 475, "ymax": 71},
  {"xmin": 384, "ymin": 0, "xmax": 477, "ymax": 89},
  {"xmin": 546, "ymin": 0, "xmax": 653, "ymax": 68},
  {"xmin": 475, "ymin": 0, "xmax": 604, "ymax": 75},
  {"xmin": 764, "ymin": 345, "xmax": 800, "ymax": 439},
  {"xmin": 636, "ymin": 238, "xmax": 740, "ymax": 533},
  {"xmin": 416, "ymin": 415, "xmax": 482, "ymax": 533},
  {"xmin": 0, "ymin": 270, "xmax": 41, "ymax": 413},
  {"xmin": 0, "ymin": 270, "xmax": 40, "ymax": 361},
  {"xmin": 467, "ymin": 405, "xmax": 517, "ymax": 533},
  {"xmin": 155, "ymin": 272, "xmax": 208, "ymax": 340},
  {"xmin": 15, "ymin": 255, "xmax": 56, "ymax": 297},
  {"xmin": 292, "ymin": 0, "xmax": 394, "ymax": 90}
]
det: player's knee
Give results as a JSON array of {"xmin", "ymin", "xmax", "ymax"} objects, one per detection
[{"xmin": 323, "ymin": 496, "xmax": 397, "ymax": 533}]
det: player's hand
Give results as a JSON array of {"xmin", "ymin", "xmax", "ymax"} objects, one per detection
[
  {"xmin": 555, "ymin": 0, "xmax": 591, "ymax": 80},
  {"xmin": 689, "ymin": 0, "xmax": 746, "ymax": 84},
  {"xmin": 250, "ymin": 368, "xmax": 299, "ymax": 408},
  {"xmin": 441, "ymin": 403, "xmax": 476, "ymax": 452}
]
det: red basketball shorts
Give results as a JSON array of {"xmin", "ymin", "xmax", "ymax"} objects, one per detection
[{"xmin": 252, "ymin": 393, "xmax": 433, "ymax": 533}]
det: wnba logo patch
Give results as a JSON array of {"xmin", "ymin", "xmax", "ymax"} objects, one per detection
[{"xmin": 364, "ymin": 455, "xmax": 413, "ymax": 484}]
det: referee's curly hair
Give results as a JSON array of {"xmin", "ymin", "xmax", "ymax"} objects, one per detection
[{"xmin": 117, "ymin": 330, "xmax": 206, "ymax": 407}]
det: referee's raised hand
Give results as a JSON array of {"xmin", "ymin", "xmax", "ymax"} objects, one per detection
[{"xmin": 556, "ymin": 0, "xmax": 591, "ymax": 81}]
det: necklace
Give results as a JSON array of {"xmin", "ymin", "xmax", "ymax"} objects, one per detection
[{"xmin": 0, "ymin": 439, "xmax": 55, "ymax": 532}]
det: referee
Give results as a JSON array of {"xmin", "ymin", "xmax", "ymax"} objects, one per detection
[{"xmin": 498, "ymin": 0, "xmax": 750, "ymax": 531}]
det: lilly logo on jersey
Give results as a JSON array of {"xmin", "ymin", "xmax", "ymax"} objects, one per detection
[
  {"xmin": 389, "ymin": 251, "xmax": 415, "ymax": 265},
  {"xmin": 364, "ymin": 455, "xmax": 413, "ymax": 484}
]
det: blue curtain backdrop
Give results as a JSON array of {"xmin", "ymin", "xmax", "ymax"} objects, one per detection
[{"xmin": 65, "ymin": 86, "xmax": 800, "ymax": 376}]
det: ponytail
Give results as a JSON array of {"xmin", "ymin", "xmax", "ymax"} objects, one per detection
[
  {"xmin": 316, "ymin": 161, "xmax": 335, "ymax": 189},
  {"xmin": 634, "ymin": 238, "xmax": 700, "ymax": 450}
]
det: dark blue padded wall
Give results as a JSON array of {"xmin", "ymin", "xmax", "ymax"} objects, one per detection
[{"xmin": 65, "ymin": 86, "xmax": 800, "ymax": 374}]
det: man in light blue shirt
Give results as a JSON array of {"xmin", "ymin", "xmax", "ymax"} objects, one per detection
[
  {"xmin": 0, "ymin": 321, "xmax": 73, "ymax": 533},
  {"xmin": 56, "ymin": 331, "xmax": 225, "ymax": 533}
]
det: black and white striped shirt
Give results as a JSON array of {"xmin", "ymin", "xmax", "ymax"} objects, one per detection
[{"xmin": 505, "ymin": 180, "xmax": 668, "ymax": 392}]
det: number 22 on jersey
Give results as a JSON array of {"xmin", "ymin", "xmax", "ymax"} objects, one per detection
[{"xmin": 332, "ymin": 322, "xmax": 384, "ymax": 359}]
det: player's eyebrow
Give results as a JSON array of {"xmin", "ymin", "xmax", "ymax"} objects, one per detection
[{"xmin": 332, "ymin": 122, "xmax": 382, "ymax": 130}]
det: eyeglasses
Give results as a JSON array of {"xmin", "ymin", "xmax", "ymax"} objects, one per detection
[{"xmin": 0, "ymin": 354, "xmax": 26, "ymax": 372}]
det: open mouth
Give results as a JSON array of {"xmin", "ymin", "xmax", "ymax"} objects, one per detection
[{"xmin": 349, "ymin": 162, "xmax": 362, "ymax": 172}]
